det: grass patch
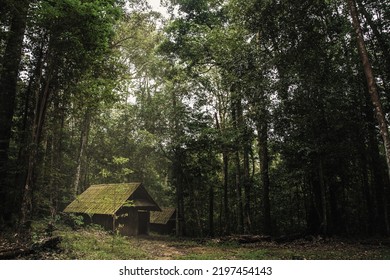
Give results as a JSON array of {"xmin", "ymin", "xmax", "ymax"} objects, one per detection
[
  {"xmin": 178, "ymin": 251, "xmax": 232, "ymax": 260},
  {"xmin": 57, "ymin": 226, "xmax": 149, "ymax": 260},
  {"xmin": 236, "ymin": 249, "xmax": 270, "ymax": 259}
]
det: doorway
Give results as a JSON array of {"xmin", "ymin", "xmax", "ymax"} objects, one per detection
[{"xmin": 138, "ymin": 211, "xmax": 149, "ymax": 235}]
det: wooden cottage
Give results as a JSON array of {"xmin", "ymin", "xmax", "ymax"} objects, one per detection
[
  {"xmin": 150, "ymin": 208, "xmax": 176, "ymax": 235},
  {"xmin": 63, "ymin": 183, "xmax": 161, "ymax": 236}
]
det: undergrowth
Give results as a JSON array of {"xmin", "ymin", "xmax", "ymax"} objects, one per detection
[{"xmin": 18, "ymin": 220, "xmax": 390, "ymax": 260}]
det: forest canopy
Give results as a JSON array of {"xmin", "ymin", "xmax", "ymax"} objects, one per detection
[{"xmin": 0, "ymin": 0, "xmax": 390, "ymax": 238}]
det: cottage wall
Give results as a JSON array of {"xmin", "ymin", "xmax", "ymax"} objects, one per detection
[
  {"xmin": 150, "ymin": 220, "xmax": 175, "ymax": 235},
  {"xmin": 91, "ymin": 214, "xmax": 114, "ymax": 231},
  {"xmin": 116, "ymin": 207, "xmax": 138, "ymax": 236}
]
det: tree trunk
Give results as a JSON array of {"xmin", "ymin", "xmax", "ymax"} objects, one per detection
[
  {"xmin": 234, "ymin": 150, "xmax": 244, "ymax": 233},
  {"xmin": 0, "ymin": 0, "xmax": 30, "ymax": 224},
  {"xmin": 48, "ymin": 97, "xmax": 65, "ymax": 216},
  {"xmin": 347, "ymin": 0, "xmax": 390, "ymax": 235},
  {"xmin": 238, "ymin": 97, "xmax": 252, "ymax": 233},
  {"xmin": 360, "ymin": 147, "xmax": 375, "ymax": 235},
  {"xmin": 73, "ymin": 112, "xmax": 90, "ymax": 197},
  {"xmin": 318, "ymin": 158, "xmax": 327, "ymax": 235},
  {"xmin": 189, "ymin": 177, "xmax": 203, "ymax": 237},
  {"xmin": 173, "ymin": 157, "xmax": 185, "ymax": 236},
  {"xmin": 209, "ymin": 183, "xmax": 214, "ymax": 237},
  {"xmin": 214, "ymin": 112, "xmax": 230, "ymax": 235},
  {"xmin": 232, "ymin": 98, "xmax": 244, "ymax": 233},
  {"xmin": 222, "ymin": 151, "xmax": 230, "ymax": 234},
  {"xmin": 257, "ymin": 120, "xmax": 271, "ymax": 235},
  {"xmin": 171, "ymin": 89, "xmax": 185, "ymax": 236},
  {"xmin": 243, "ymin": 140, "xmax": 252, "ymax": 233}
]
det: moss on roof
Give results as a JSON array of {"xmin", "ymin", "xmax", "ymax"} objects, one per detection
[
  {"xmin": 150, "ymin": 208, "xmax": 176, "ymax": 224},
  {"xmin": 63, "ymin": 183, "xmax": 141, "ymax": 215}
]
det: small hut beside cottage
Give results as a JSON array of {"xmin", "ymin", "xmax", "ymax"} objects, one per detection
[
  {"xmin": 150, "ymin": 208, "xmax": 176, "ymax": 235},
  {"xmin": 63, "ymin": 183, "xmax": 161, "ymax": 236}
]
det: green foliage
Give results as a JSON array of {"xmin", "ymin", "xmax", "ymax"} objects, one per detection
[
  {"xmin": 68, "ymin": 214, "xmax": 85, "ymax": 229},
  {"xmin": 2, "ymin": 0, "xmax": 390, "ymax": 239},
  {"xmin": 158, "ymin": 0, "xmax": 390, "ymax": 237}
]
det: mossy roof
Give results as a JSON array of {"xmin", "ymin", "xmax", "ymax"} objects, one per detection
[
  {"xmin": 150, "ymin": 208, "xmax": 176, "ymax": 224},
  {"xmin": 64, "ymin": 183, "xmax": 155, "ymax": 215}
]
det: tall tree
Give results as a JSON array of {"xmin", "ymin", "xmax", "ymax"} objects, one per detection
[
  {"xmin": 0, "ymin": 0, "xmax": 31, "ymax": 224},
  {"xmin": 346, "ymin": 0, "xmax": 390, "ymax": 235}
]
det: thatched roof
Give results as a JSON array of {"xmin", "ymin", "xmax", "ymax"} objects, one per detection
[
  {"xmin": 63, "ymin": 183, "xmax": 161, "ymax": 215},
  {"xmin": 150, "ymin": 208, "xmax": 176, "ymax": 224}
]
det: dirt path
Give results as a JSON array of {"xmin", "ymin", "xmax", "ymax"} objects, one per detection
[{"xmin": 130, "ymin": 236, "xmax": 202, "ymax": 259}]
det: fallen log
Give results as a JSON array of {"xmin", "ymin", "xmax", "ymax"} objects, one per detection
[{"xmin": 0, "ymin": 236, "xmax": 62, "ymax": 259}]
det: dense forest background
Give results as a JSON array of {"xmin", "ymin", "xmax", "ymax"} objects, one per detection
[{"xmin": 0, "ymin": 0, "xmax": 389, "ymax": 238}]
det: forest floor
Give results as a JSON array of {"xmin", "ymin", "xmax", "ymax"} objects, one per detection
[{"xmin": 2, "ymin": 224, "xmax": 390, "ymax": 260}]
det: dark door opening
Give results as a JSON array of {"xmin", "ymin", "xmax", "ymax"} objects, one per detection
[{"xmin": 138, "ymin": 211, "xmax": 149, "ymax": 235}]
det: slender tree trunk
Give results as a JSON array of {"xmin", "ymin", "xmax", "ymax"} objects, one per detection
[
  {"xmin": 0, "ymin": 0, "xmax": 30, "ymax": 224},
  {"xmin": 222, "ymin": 151, "xmax": 229, "ymax": 234},
  {"xmin": 359, "ymin": 98, "xmax": 376, "ymax": 235},
  {"xmin": 189, "ymin": 178, "xmax": 203, "ymax": 237},
  {"xmin": 185, "ymin": 174, "xmax": 202, "ymax": 237},
  {"xmin": 73, "ymin": 112, "xmax": 90, "ymax": 197},
  {"xmin": 215, "ymin": 112, "xmax": 230, "ymax": 235},
  {"xmin": 232, "ymin": 98, "xmax": 244, "ymax": 233},
  {"xmin": 174, "ymin": 157, "xmax": 185, "ymax": 236},
  {"xmin": 48, "ymin": 97, "xmax": 65, "ymax": 215},
  {"xmin": 171, "ymin": 89, "xmax": 185, "ymax": 236},
  {"xmin": 360, "ymin": 147, "xmax": 375, "ymax": 235},
  {"xmin": 209, "ymin": 183, "xmax": 214, "ymax": 237},
  {"xmin": 318, "ymin": 158, "xmax": 327, "ymax": 235},
  {"xmin": 243, "ymin": 142, "xmax": 251, "ymax": 233},
  {"xmin": 237, "ymin": 97, "xmax": 252, "ymax": 233},
  {"xmin": 347, "ymin": 0, "xmax": 390, "ymax": 235},
  {"xmin": 257, "ymin": 120, "xmax": 271, "ymax": 235},
  {"xmin": 234, "ymin": 150, "xmax": 244, "ymax": 233}
]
